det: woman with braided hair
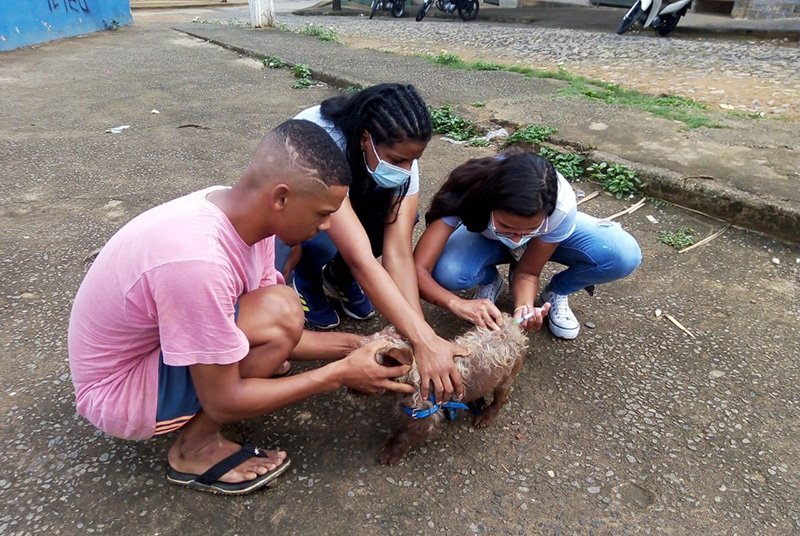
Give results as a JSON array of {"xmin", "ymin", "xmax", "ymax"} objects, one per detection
[
  {"xmin": 414, "ymin": 151, "xmax": 642, "ymax": 339},
  {"xmin": 276, "ymin": 83, "xmax": 466, "ymax": 403}
]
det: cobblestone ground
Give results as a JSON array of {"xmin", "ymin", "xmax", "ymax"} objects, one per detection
[{"xmin": 278, "ymin": 15, "xmax": 800, "ymax": 121}]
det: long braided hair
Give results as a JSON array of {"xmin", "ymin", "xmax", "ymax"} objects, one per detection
[
  {"xmin": 425, "ymin": 151, "xmax": 559, "ymax": 232},
  {"xmin": 320, "ymin": 83, "xmax": 432, "ymax": 223}
]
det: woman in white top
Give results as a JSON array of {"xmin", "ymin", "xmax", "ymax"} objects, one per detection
[
  {"xmin": 414, "ymin": 151, "xmax": 642, "ymax": 339},
  {"xmin": 275, "ymin": 84, "xmax": 466, "ymax": 403}
]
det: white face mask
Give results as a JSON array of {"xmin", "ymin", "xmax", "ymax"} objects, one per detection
[
  {"xmin": 364, "ymin": 134, "xmax": 412, "ymax": 189},
  {"xmin": 487, "ymin": 212, "xmax": 547, "ymax": 249}
]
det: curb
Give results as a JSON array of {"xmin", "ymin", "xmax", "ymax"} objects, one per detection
[
  {"xmin": 175, "ymin": 26, "xmax": 800, "ymax": 244},
  {"xmin": 585, "ymin": 150, "xmax": 800, "ymax": 243}
]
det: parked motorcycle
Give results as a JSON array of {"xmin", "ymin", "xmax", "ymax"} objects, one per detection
[
  {"xmin": 415, "ymin": 0, "xmax": 480, "ymax": 22},
  {"xmin": 616, "ymin": 0, "xmax": 692, "ymax": 36},
  {"xmin": 370, "ymin": 0, "xmax": 405, "ymax": 19}
]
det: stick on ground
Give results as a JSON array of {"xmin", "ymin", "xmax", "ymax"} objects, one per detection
[
  {"xmin": 664, "ymin": 313, "xmax": 696, "ymax": 339},
  {"xmin": 679, "ymin": 222, "xmax": 733, "ymax": 254},
  {"xmin": 607, "ymin": 198, "xmax": 647, "ymax": 221},
  {"xmin": 577, "ymin": 191, "xmax": 600, "ymax": 206}
]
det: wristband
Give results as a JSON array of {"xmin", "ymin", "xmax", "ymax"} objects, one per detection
[{"xmin": 514, "ymin": 304, "xmax": 531, "ymax": 313}]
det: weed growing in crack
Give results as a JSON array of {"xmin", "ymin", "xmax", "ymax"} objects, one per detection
[
  {"xmin": 537, "ymin": 147, "xmax": 585, "ymax": 181},
  {"xmin": 429, "ymin": 105, "xmax": 476, "ymax": 141},
  {"xmin": 587, "ymin": 162, "xmax": 642, "ymax": 199},
  {"xmin": 658, "ymin": 228, "xmax": 695, "ymax": 250},
  {"xmin": 299, "ymin": 23, "xmax": 339, "ymax": 43},
  {"xmin": 504, "ymin": 125, "xmax": 557, "ymax": 147}
]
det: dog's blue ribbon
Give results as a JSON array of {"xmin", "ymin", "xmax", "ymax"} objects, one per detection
[{"xmin": 402, "ymin": 394, "xmax": 470, "ymax": 420}]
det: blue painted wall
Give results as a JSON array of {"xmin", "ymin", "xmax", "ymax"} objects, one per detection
[{"xmin": 1, "ymin": 0, "xmax": 133, "ymax": 51}]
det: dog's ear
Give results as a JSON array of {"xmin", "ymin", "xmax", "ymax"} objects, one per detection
[{"xmin": 383, "ymin": 346, "xmax": 414, "ymax": 367}]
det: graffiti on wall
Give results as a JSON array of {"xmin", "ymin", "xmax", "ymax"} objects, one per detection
[
  {"xmin": 1, "ymin": 0, "xmax": 130, "ymax": 50},
  {"xmin": 47, "ymin": 0, "xmax": 91, "ymax": 15}
]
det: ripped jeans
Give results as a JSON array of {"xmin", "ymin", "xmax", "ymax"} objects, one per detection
[{"xmin": 431, "ymin": 212, "xmax": 642, "ymax": 296}]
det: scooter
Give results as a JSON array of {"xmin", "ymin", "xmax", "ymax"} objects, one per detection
[{"xmin": 616, "ymin": 0, "xmax": 692, "ymax": 36}]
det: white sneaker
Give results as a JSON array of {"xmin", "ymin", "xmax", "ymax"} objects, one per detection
[
  {"xmin": 473, "ymin": 271, "xmax": 504, "ymax": 303},
  {"xmin": 540, "ymin": 285, "xmax": 580, "ymax": 339}
]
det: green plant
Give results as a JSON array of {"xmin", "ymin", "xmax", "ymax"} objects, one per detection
[
  {"xmin": 587, "ymin": 162, "xmax": 642, "ymax": 199},
  {"xmin": 432, "ymin": 51, "xmax": 463, "ymax": 66},
  {"xmin": 106, "ymin": 19, "xmax": 120, "ymax": 30},
  {"xmin": 647, "ymin": 196, "xmax": 672, "ymax": 208},
  {"xmin": 538, "ymin": 147, "xmax": 585, "ymax": 181},
  {"xmin": 467, "ymin": 138, "xmax": 491, "ymax": 147},
  {"xmin": 471, "ymin": 101, "xmax": 487, "ymax": 107},
  {"xmin": 428, "ymin": 105, "xmax": 476, "ymax": 141},
  {"xmin": 291, "ymin": 64, "xmax": 314, "ymax": 89},
  {"xmin": 299, "ymin": 23, "xmax": 339, "ymax": 43},
  {"xmin": 658, "ymin": 227, "xmax": 695, "ymax": 250},
  {"xmin": 473, "ymin": 61, "xmax": 503, "ymax": 71},
  {"xmin": 263, "ymin": 55, "xmax": 288, "ymax": 69},
  {"xmin": 291, "ymin": 63, "xmax": 311, "ymax": 79},
  {"xmin": 504, "ymin": 125, "xmax": 557, "ymax": 147}
]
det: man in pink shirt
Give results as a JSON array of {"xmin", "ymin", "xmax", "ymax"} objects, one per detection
[{"xmin": 68, "ymin": 120, "xmax": 414, "ymax": 495}]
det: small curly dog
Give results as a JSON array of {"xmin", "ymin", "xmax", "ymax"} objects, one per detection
[{"xmin": 372, "ymin": 314, "xmax": 529, "ymax": 465}]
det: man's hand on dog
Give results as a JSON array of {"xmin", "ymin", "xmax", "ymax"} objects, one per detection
[
  {"xmin": 338, "ymin": 339, "xmax": 416, "ymax": 395},
  {"xmin": 452, "ymin": 298, "xmax": 504, "ymax": 331}
]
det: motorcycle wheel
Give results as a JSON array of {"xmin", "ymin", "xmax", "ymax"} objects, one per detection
[
  {"xmin": 616, "ymin": 0, "xmax": 643, "ymax": 35},
  {"xmin": 369, "ymin": 0, "xmax": 380, "ymax": 19},
  {"xmin": 416, "ymin": 0, "xmax": 432, "ymax": 20},
  {"xmin": 458, "ymin": 0, "xmax": 479, "ymax": 20},
  {"xmin": 656, "ymin": 13, "xmax": 681, "ymax": 36},
  {"xmin": 391, "ymin": 0, "xmax": 405, "ymax": 17}
]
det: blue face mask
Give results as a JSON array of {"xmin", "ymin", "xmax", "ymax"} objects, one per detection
[
  {"xmin": 364, "ymin": 134, "xmax": 412, "ymax": 189},
  {"xmin": 488, "ymin": 228, "xmax": 532, "ymax": 250},
  {"xmin": 487, "ymin": 212, "xmax": 547, "ymax": 249}
]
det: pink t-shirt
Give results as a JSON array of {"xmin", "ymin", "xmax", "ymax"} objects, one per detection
[{"xmin": 68, "ymin": 186, "xmax": 281, "ymax": 440}]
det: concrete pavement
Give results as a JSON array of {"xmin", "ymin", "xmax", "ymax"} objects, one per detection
[{"xmin": 2, "ymin": 10, "xmax": 800, "ymax": 536}]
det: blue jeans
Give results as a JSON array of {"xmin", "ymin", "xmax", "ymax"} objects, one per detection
[
  {"xmin": 274, "ymin": 209, "xmax": 398, "ymax": 286},
  {"xmin": 431, "ymin": 212, "xmax": 642, "ymax": 296}
]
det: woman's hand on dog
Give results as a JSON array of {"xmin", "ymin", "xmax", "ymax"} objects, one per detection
[
  {"xmin": 414, "ymin": 336, "xmax": 468, "ymax": 403},
  {"xmin": 452, "ymin": 298, "xmax": 504, "ymax": 332},
  {"xmin": 513, "ymin": 303, "xmax": 551, "ymax": 332},
  {"xmin": 338, "ymin": 339, "xmax": 416, "ymax": 395}
]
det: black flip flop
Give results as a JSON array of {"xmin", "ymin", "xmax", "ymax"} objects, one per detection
[
  {"xmin": 166, "ymin": 443, "xmax": 291, "ymax": 495},
  {"xmin": 270, "ymin": 363, "xmax": 292, "ymax": 379}
]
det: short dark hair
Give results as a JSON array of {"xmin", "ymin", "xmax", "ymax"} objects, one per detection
[
  {"xmin": 425, "ymin": 151, "xmax": 559, "ymax": 232},
  {"xmin": 271, "ymin": 119, "xmax": 352, "ymax": 188},
  {"xmin": 320, "ymin": 84, "xmax": 432, "ymax": 219}
]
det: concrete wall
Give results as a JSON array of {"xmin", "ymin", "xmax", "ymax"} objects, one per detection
[
  {"xmin": 732, "ymin": 0, "xmax": 800, "ymax": 18},
  {"xmin": 1, "ymin": 0, "xmax": 133, "ymax": 52}
]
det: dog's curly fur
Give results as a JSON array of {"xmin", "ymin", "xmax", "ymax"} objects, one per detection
[{"xmin": 372, "ymin": 314, "xmax": 529, "ymax": 465}]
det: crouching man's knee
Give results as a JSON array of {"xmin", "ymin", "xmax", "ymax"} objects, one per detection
[{"xmin": 236, "ymin": 284, "xmax": 305, "ymax": 349}]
